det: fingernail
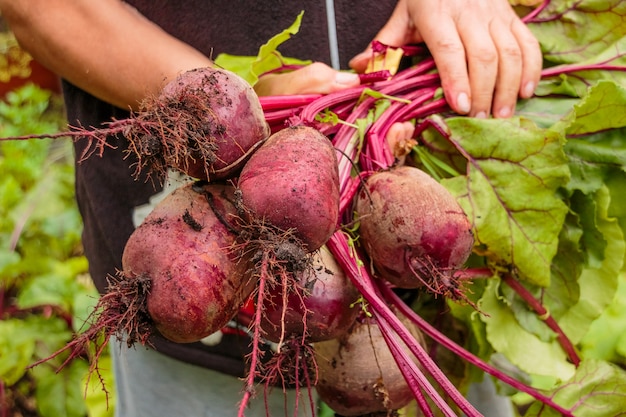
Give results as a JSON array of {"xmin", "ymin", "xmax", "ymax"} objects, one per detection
[
  {"xmin": 497, "ymin": 106, "xmax": 512, "ymax": 118},
  {"xmin": 475, "ymin": 111, "xmax": 488, "ymax": 119},
  {"xmin": 457, "ymin": 92, "xmax": 471, "ymax": 114},
  {"xmin": 335, "ymin": 71, "xmax": 360, "ymax": 85},
  {"xmin": 522, "ymin": 81, "xmax": 536, "ymax": 98}
]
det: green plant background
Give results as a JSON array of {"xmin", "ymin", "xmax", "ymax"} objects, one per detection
[{"xmin": 0, "ymin": 83, "xmax": 114, "ymax": 417}]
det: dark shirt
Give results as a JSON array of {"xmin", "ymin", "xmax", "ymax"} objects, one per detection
[{"xmin": 64, "ymin": 0, "xmax": 396, "ymax": 376}]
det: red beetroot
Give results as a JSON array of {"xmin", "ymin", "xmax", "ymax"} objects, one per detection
[
  {"xmin": 355, "ymin": 165, "xmax": 474, "ymax": 294},
  {"xmin": 232, "ymin": 126, "xmax": 341, "ymax": 414},
  {"xmin": 313, "ymin": 313, "xmax": 425, "ymax": 416},
  {"xmin": 156, "ymin": 67, "xmax": 269, "ymax": 180},
  {"xmin": 260, "ymin": 246, "xmax": 360, "ymax": 343},
  {"xmin": 29, "ymin": 181, "xmax": 255, "ymax": 376},
  {"xmin": 236, "ymin": 125, "xmax": 340, "ymax": 252},
  {"xmin": 0, "ymin": 67, "xmax": 270, "ymax": 182},
  {"xmin": 121, "ymin": 181, "xmax": 254, "ymax": 343}
]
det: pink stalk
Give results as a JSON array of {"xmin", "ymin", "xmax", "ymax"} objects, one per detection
[
  {"xmin": 363, "ymin": 89, "xmax": 438, "ymax": 171},
  {"xmin": 541, "ymin": 63, "xmax": 626, "ymax": 78},
  {"xmin": 501, "ymin": 274, "xmax": 581, "ymax": 366},
  {"xmin": 379, "ymin": 283, "xmax": 574, "ymax": 416},
  {"xmin": 413, "ymin": 112, "xmax": 450, "ymax": 140},
  {"xmin": 299, "ymin": 87, "xmax": 367, "ymax": 123},
  {"xmin": 396, "ymin": 96, "xmax": 447, "ymax": 122},
  {"xmin": 359, "ymin": 70, "xmax": 393, "ymax": 84},
  {"xmin": 521, "ymin": 0, "xmax": 551, "ymax": 23},
  {"xmin": 264, "ymin": 107, "xmax": 307, "ymax": 125},
  {"xmin": 330, "ymin": 100, "xmax": 366, "ymax": 123},
  {"xmin": 377, "ymin": 323, "xmax": 442, "ymax": 417},
  {"xmin": 330, "ymin": 78, "xmax": 438, "ymax": 190},
  {"xmin": 333, "ymin": 127, "xmax": 365, "ymax": 193},
  {"xmin": 338, "ymin": 171, "xmax": 371, "ymax": 219},
  {"xmin": 373, "ymin": 72, "xmax": 441, "ymax": 99},
  {"xmin": 386, "ymin": 58, "xmax": 437, "ymax": 82},
  {"xmin": 327, "ymin": 232, "xmax": 482, "ymax": 417},
  {"xmin": 259, "ymin": 94, "xmax": 321, "ymax": 110},
  {"xmin": 332, "ymin": 80, "xmax": 443, "ymax": 194},
  {"xmin": 370, "ymin": 91, "xmax": 432, "ymax": 166},
  {"xmin": 300, "ymin": 70, "xmax": 440, "ymax": 127},
  {"xmin": 331, "ymin": 98, "xmax": 379, "ymax": 192}
]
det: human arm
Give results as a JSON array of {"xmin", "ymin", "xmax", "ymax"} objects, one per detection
[
  {"xmin": 0, "ymin": 0, "xmax": 213, "ymax": 110},
  {"xmin": 349, "ymin": 0, "xmax": 543, "ymax": 118},
  {"xmin": 1, "ymin": 0, "xmax": 363, "ymax": 109}
]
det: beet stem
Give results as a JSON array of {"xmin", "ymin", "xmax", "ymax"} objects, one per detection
[
  {"xmin": 501, "ymin": 274, "xmax": 581, "ymax": 366},
  {"xmin": 541, "ymin": 63, "xmax": 626, "ymax": 78},
  {"xmin": 259, "ymin": 94, "xmax": 321, "ymax": 111},
  {"xmin": 379, "ymin": 282, "xmax": 575, "ymax": 416},
  {"xmin": 521, "ymin": 0, "xmax": 550, "ymax": 22},
  {"xmin": 327, "ymin": 232, "xmax": 481, "ymax": 416},
  {"xmin": 377, "ymin": 323, "xmax": 438, "ymax": 417}
]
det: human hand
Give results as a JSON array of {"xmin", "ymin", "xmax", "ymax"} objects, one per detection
[
  {"xmin": 253, "ymin": 62, "xmax": 360, "ymax": 96},
  {"xmin": 387, "ymin": 122, "xmax": 416, "ymax": 165},
  {"xmin": 349, "ymin": 0, "xmax": 542, "ymax": 118}
]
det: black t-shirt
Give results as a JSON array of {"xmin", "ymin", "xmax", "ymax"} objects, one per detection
[{"xmin": 65, "ymin": 0, "xmax": 396, "ymax": 376}]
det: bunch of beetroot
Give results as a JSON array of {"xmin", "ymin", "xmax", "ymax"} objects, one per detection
[
  {"xmin": 6, "ymin": 64, "xmax": 479, "ymax": 416},
  {"xmin": 255, "ymin": 56, "xmax": 483, "ymax": 415}
]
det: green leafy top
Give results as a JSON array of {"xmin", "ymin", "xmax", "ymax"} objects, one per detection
[
  {"xmin": 214, "ymin": 11, "xmax": 310, "ymax": 86},
  {"xmin": 0, "ymin": 85, "xmax": 107, "ymax": 417}
]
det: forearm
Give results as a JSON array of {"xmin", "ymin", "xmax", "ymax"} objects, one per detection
[{"xmin": 0, "ymin": 0, "xmax": 213, "ymax": 110}]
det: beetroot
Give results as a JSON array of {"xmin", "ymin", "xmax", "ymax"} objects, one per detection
[
  {"xmin": 355, "ymin": 165, "xmax": 474, "ymax": 294},
  {"xmin": 313, "ymin": 313, "xmax": 424, "ymax": 416},
  {"xmin": 1, "ymin": 67, "xmax": 270, "ymax": 182},
  {"xmin": 32, "ymin": 181, "xmax": 255, "ymax": 371},
  {"xmin": 237, "ymin": 125, "xmax": 340, "ymax": 252},
  {"xmin": 232, "ymin": 125, "xmax": 342, "ymax": 414},
  {"xmin": 153, "ymin": 68, "xmax": 269, "ymax": 180},
  {"xmin": 121, "ymin": 181, "xmax": 254, "ymax": 343},
  {"xmin": 259, "ymin": 245, "xmax": 360, "ymax": 343}
]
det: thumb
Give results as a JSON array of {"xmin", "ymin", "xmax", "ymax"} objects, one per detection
[{"xmin": 255, "ymin": 62, "xmax": 360, "ymax": 96}]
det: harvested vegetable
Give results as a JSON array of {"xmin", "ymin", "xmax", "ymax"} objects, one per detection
[
  {"xmin": 9, "ymin": 0, "xmax": 626, "ymax": 414},
  {"xmin": 155, "ymin": 68, "xmax": 269, "ymax": 180},
  {"xmin": 1, "ymin": 67, "xmax": 270, "ymax": 181},
  {"xmin": 121, "ymin": 181, "xmax": 254, "ymax": 343},
  {"xmin": 237, "ymin": 125, "xmax": 340, "ymax": 251},
  {"xmin": 260, "ymin": 245, "xmax": 360, "ymax": 343},
  {"xmin": 355, "ymin": 165, "xmax": 474, "ymax": 295},
  {"xmin": 314, "ymin": 312, "xmax": 425, "ymax": 416},
  {"xmin": 31, "ymin": 181, "xmax": 254, "ymax": 375},
  {"xmin": 232, "ymin": 125, "xmax": 342, "ymax": 416}
]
